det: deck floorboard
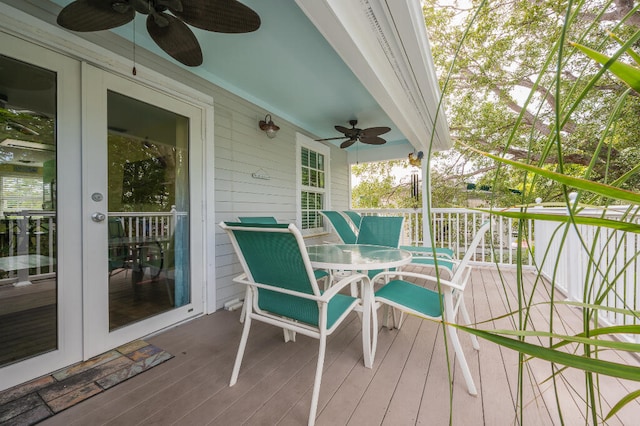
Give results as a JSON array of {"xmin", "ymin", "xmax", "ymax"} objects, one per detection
[{"xmin": 36, "ymin": 267, "xmax": 640, "ymax": 425}]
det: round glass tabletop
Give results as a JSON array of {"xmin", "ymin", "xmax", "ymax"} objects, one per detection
[{"xmin": 307, "ymin": 244, "xmax": 412, "ymax": 271}]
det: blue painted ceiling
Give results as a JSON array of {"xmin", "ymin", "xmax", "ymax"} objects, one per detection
[{"xmin": 50, "ymin": 0, "xmax": 407, "ymax": 152}]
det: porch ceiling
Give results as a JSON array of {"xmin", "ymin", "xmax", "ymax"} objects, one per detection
[{"xmin": 12, "ymin": 0, "xmax": 452, "ymax": 162}]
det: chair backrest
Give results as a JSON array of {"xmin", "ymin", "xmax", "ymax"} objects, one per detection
[
  {"xmin": 108, "ymin": 217, "xmax": 125, "ymax": 238},
  {"xmin": 108, "ymin": 217, "xmax": 127, "ymax": 273},
  {"xmin": 320, "ymin": 210, "xmax": 357, "ymax": 244},
  {"xmin": 343, "ymin": 211, "xmax": 362, "ymax": 230},
  {"xmin": 220, "ymin": 221, "xmax": 321, "ymax": 296},
  {"xmin": 356, "ymin": 215, "xmax": 404, "ymax": 248},
  {"xmin": 238, "ymin": 216, "xmax": 278, "ymax": 224}
]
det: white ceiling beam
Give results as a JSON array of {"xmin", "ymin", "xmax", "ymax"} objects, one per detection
[{"xmin": 295, "ymin": 0, "xmax": 452, "ymax": 153}]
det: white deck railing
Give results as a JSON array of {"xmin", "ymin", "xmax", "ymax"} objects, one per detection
[
  {"xmin": 531, "ymin": 204, "xmax": 640, "ymax": 343},
  {"xmin": 356, "ymin": 205, "xmax": 640, "ymax": 343},
  {"xmin": 5, "ymin": 205, "xmax": 637, "ymax": 340},
  {"xmin": 355, "ymin": 208, "xmax": 535, "ymax": 267},
  {"xmin": 112, "ymin": 208, "xmax": 180, "ymax": 240},
  {"xmin": 0, "ymin": 208, "xmax": 183, "ymax": 284},
  {"xmin": 1, "ymin": 210, "xmax": 56, "ymax": 282}
]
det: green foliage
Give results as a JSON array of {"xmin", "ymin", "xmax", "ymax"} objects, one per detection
[
  {"xmin": 424, "ymin": 0, "xmax": 640, "ymax": 205},
  {"xmin": 351, "ymin": 160, "xmax": 422, "ymax": 208},
  {"xmin": 425, "ymin": 1, "xmax": 640, "ymax": 422}
]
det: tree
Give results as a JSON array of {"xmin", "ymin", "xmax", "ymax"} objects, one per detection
[
  {"xmin": 423, "ymin": 0, "xmax": 640, "ymax": 204},
  {"xmin": 351, "ymin": 158, "xmax": 474, "ymax": 208},
  {"xmin": 351, "ymin": 160, "xmax": 416, "ymax": 208},
  {"xmin": 419, "ymin": 2, "xmax": 640, "ymax": 423}
]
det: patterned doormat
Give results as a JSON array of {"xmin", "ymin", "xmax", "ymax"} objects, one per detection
[{"xmin": 0, "ymin": 340, "xmax": 173, "ymax": 425}]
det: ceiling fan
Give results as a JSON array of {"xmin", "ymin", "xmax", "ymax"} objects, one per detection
[
  {"xmin": 316, "ymin": 120, "xmax": 391, "ymax": 149},
  {"xmin": 56, "ymin": 0, "xmax": 261, "ymax": 67}
]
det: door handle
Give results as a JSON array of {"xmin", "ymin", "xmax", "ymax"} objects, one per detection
[{"xmin": 91, "ymin": 212, "xmax": 106, "ymax": 222}]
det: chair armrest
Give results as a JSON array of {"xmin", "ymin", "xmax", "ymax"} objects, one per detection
[
  {"xmin": 371, "ymin": 269, "xmax": 469, "ymax": 292},
  {"xmin": 399, "ymin": 245, "xmax": 455, "ymax": 259},
  {"xmin": 233, "ymin": 274, "xmax": 324, "ymax": 302},
  {"xmin": 232, "ymin": 272, "xmax": 369, "ymax": 303},
  {"xmin": 321, "ymin": 272, "xmax": 369, "ymax": 300}
]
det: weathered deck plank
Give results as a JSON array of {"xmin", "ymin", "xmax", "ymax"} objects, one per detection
[{"xmin": 37, "ymin": 267, "xmax": 640, "ymax": 426}]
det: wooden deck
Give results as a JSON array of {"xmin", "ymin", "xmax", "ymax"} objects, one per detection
[
  {"xmin": 40, "ymin": 266, "xmax": 640, "ymax": 425},
  {"xmin": 0, "ymin": 272, "xmax": 173, "ymax": 366}
]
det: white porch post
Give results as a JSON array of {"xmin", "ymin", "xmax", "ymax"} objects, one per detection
[{"xmin": 421, "ymin": 160, "xmax": 432, "ymax": 247}]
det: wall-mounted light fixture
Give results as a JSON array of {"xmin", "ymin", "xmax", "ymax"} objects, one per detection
[{"xmin": 259, "ymin": 114, "xmax": 280, "ymax": 138}]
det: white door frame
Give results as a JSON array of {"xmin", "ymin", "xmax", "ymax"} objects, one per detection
[
  {"xmin": 0, "ymin": 3, "xmax": 216, "ymax": 389},
  {"xmin": 0, "ymin": 31, "xmax": 83, "ymax": 391},
  {"xmin": 82, "ymin": 63, "xmax": 208, "ymax": 358}
]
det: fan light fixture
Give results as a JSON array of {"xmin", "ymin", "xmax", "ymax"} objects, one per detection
[
  {"xmin": 315, "ymin": 119, "xmax": 391, "ymax": 149},
  {"xmin": 259, "ymin": 114, "xmax": 280, "ymax": 138}
]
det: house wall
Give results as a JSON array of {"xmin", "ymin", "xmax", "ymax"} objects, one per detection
[
  {"xmin": 2, "ymin": 0, "xmax": 352, "ymax": 313},
  {"xmin": 211, "ymin": 90, "xmax": 350, "ymax": 309}
]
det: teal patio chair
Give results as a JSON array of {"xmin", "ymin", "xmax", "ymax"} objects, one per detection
[
  {"xmin": 108, "ymin": 217, "xmax": 129, "ymax": 277},
  {"xmin": 237, "ymin": 215, "xmax": 329, "ymax": 307},
  {"xmin": 343, "ymin": 210, "xmax": 362, "ymax": 230},
  {"xmin": 356, "ymin": 215, "xmax": 404, "ymax": 248},
  {"xmin": 219, "ymin": 221, "xmax": 374, "ymax": 426},
  {"xmin": 354, "ymin": 214, "xmax": 455, "ymax": 275},
  {"xmin": 355, "ymin": 215, "xmax": 404, "ymax": 280},
  {"xmin": 320, "ymin": 210, "xmax": 357, "ymax": 244},
  {"xmin": 404, "ymin": 250, "xmax": 456, "ymax": 278},
  {"xmin": 370, "ymin": 220, "xmax": 492, "ymax": 396},
  {"xmin": 404, "ymin": 220, "xmax": 490, "ymax": 278},
  {"xmin": 138, "ymin": 233, "xmax": 174, "ymax": 306}
]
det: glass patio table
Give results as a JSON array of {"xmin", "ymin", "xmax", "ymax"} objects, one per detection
[
  {"xmin": 307, "ymin": 243, "xmax": 412, "ymax": 356},
  {"xmin": 307, "ymin": 244, "xmax": 412, "ymax": 273}
]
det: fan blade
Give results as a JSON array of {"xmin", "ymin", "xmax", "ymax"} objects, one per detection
[
  {"xmin": 340, "ymin": 138, "xmax": 357, "ymax": 149},
  {"xmin": 360, "ymin": 126, "xmax": 391, "ymax": 137},
  {"xmin": 335, "ymin": 125, "xmax": 358, "ymax": 137},
  {"xmin": 147, "ymin": 13, "xmax": 203, "ymax": 67},
  {"xmin": 359, "ymin": 136, "xmax": 387, "ymax": 145},
  {"xmin": 57, "ymin": 0, "xmax": 134, "ymax": 32},
  {"xmin": 315, "ymin": 136, "xmax": 348, "ymax": 142},
  {"xmin": 172, "ymin": 0, "xmax": 261, "ymax": 33}
]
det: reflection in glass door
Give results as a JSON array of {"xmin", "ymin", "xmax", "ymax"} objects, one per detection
[
  {"xmin": 0, "ymin": 55, "xmax": 58, "ymax": 366},
  {"xmin": 106, "ymin": 91, "xmax": 190, "ymax": 330}
]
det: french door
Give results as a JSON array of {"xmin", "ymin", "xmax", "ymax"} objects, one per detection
[
  {"xmin": 82, "ymin": 65, "xmax": 205, "ymax": 357},
  {"xmin": 1, "ymin": 28, "xmax": 207, "ymax": 391},
  {"xmin": 0, "ymin": 31, "xmax": 83, "ymax": 389}
]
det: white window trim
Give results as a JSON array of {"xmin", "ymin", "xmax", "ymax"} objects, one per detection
[{"xmin": 296, "ymin": 133, "xmax": 330, "ymax": 236}]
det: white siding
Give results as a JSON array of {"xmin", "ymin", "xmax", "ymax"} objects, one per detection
[
  {"xmin": 212, "ymin": 98, "xmax": 350, "ymax": 309},
  {"xmin": 0, "ymin": 0, "xmax": 353, "ymax": 311}
]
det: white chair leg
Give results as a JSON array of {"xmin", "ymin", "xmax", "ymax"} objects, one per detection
[
  {"xmin": 397, "ymin": 311, "xmax": 406, "ymax": 329},
  {"xmin": 239, "ymin": 287, "xmax": 250, "ymax": 323},
  {"xmin": 230, "ymin": 310, "xmax": 252, "ymax": 386},
  {"xmin": 308, "ymin": 335, "xmax": 327, "ymax": 426},
  {"xmin": 283, "ymin": 328, "xmax": 297, "ymax": 342},
  {"xmin": 447, "ymin": 324, "xmax": 477, "ymax": 395},
  {"xmin": 381, "ymin": 304, "xmax": 392, "ymax": 328},
  {"xmin": 459, "ymin": 298, "xmax": 480, "ymax": 350},
  {"xmin": 361, "ymin": 283, "xmax": 374, "ymax": 368}
]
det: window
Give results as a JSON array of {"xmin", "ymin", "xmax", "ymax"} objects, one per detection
[
  {"xmin": 1, "ymin": 174, "xmax": 44, "ymax": 214},
  {"xmin": 297, "ymin": 134, "xmax": 330, "ymax": 234}
]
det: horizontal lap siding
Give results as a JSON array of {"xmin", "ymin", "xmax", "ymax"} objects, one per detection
[{"xmin": 213, "ymin": 97, "xmax": 349, "ymax": 310}]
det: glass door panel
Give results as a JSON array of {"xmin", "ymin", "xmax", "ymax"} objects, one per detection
[
  {"xmin": 83, "ymin": 64, "xmax": 203, "ymax": 358},
  {"xmin": 0, "ymin": 54, "xmax": 58, "ymax": 367},
  {"xmin": 107, "ymin": 91, "xmax": 190, "ymax": 330}
]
